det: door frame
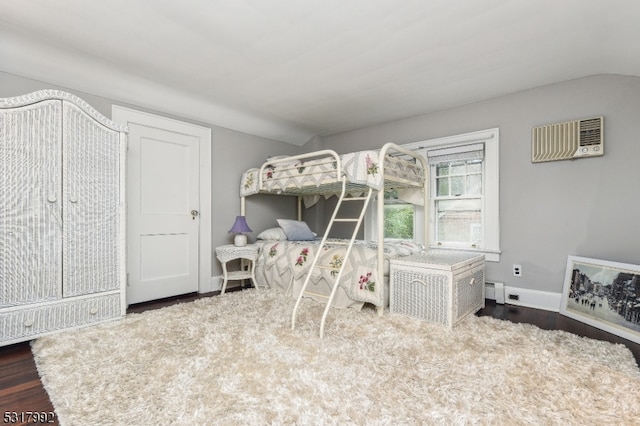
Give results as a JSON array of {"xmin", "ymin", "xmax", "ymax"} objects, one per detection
[{"xmin": 112, "ymin": 105, "xmax": 212, "ymax": 297}]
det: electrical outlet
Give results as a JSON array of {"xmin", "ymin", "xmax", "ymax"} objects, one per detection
[
  {"xmin": 508, "ymin": 293, "xmax": 519, "ymax": 301},
  {"xmin": 513, "ymin": 264, "xmax": 522, "ymax": 277}
]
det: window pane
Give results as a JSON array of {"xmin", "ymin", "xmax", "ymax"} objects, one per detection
[
  {"xmin": 450, "ymin": 162, "xmax": 465, "ymax": 175},
  {"xmin": 436, "ymin": 164, "xmax": 449, "ymax": 176},
  {"xmin": 437, "ymin": 177, "xmax": 449, "ymax": 196},
  {"xmin": 466, "ymin": 174, "xmax": 482, "ymax": 195},
  {"xmin": 384, "ymin": 204, "xmax": 414, "ymax": 239},
  {"xmin": 450, "ymin": 176, "xmax": 464, "ymax": 196},
  {"xmin": 436, "ymin": 199, "xmax": 481, "ymax": 244},
  {"xmin": 467, "ymin": 160, "xmax": 482, "ymax": 173}
]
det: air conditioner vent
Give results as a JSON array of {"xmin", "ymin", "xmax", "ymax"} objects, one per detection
[
  {"xmin": 579, "ymin": 118, "xmax": 602, "ymax": 146},
  {"xmin": 532, "ymin": 116, "xmax": 603, "ymax": 163}
]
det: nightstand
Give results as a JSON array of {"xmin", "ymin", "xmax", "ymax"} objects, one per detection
[{"xmin": 215, "ymin": 244, "xmax": 259, "ymax": 294}]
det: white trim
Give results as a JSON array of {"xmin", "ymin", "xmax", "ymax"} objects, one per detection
[
  {"xmin": 403, "ymin": 128, "xmax": 498, "ymax": 150},
  {"xmin": 111, "ymin": 106, "xmax": 212, "ymax": 297}
]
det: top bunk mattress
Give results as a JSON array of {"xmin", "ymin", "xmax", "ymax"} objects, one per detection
[{"xmin": 240, "ymin": 149, "xmax": 425, "ymax": 197}]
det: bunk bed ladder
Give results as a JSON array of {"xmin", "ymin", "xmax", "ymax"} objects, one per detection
[{"xmin": 291, "ymin": 177, "xmax": 374, "ymax": 338}]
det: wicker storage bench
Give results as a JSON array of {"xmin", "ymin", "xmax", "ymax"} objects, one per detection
[{"xmin": 389, "ymin": 250, "xmax": 485, "ymax": 328}]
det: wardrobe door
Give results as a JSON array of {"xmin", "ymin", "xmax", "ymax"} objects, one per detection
[
  {"xmin": 0, "ymin": 100, "xmax": 63, "ymax": 307},
  {"xmin": 62, "ymin": 102, "xmax": 121, "ymax": 297}
]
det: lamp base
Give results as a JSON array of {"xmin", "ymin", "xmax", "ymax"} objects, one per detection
[{"xmin": 234, "ymin": 234, "xmax": 247, "ymax": 247}]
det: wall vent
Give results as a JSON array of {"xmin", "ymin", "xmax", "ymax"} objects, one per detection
[{"xmin": 531, "ymin": 116, "xmax": 603, "ymax": 163}]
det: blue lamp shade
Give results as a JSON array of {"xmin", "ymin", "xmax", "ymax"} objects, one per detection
[
  {"xmin": 228, "ymin": 216, "xmax": 252, "ymax": 233},
  {"xmin": 228, "ymin": 216, "xmax": 252, "ymax": 246}
]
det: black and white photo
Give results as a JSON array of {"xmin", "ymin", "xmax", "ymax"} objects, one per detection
[{"xmin": 561, "ymin": 255, "xmax": 640, "ymax": 344}]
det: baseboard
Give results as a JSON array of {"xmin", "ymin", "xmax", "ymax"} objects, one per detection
[
  {"xmin": 485, "ymin": 282, "xmax": 561, "ymax": 312},
  {"xmin": 205, "ymin": 277, "xmax": 561, "ymax": 311}
]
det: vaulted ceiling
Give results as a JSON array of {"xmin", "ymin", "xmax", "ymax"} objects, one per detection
[{"xmin": 1, "ymin": 0, "xmax": 639, "ymax": 145}]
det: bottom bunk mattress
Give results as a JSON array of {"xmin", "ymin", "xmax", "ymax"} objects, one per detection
[{"xmin": 254, "ymin": 239, "xmax": 424, "ymax": 310}]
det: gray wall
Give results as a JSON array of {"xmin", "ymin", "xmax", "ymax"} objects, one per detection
[
  {"xmin": 0, "ymin": 71, "xmax": 305, "ymax": 278},
  {"xmin": 321, "ymin": 74, "xmax": 640, "ymax": 295},
  {"xmin": 4, "ymin": 71, "xmax": 638, "ymax": 296}
]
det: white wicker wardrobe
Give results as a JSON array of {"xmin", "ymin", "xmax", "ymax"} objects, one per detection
[{"xmin": 0, "ymin": 90, "xmax": 127, "ymax": 346}]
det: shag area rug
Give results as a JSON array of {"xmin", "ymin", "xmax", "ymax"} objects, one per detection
[{"xmin": 32, "ymin": 289, "xmax": 640, "ymax": 425}]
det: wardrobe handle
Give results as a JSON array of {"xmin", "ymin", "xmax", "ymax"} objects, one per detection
[
  {"xmin": 47, "ymin": 195, "xmax": 57, "ymax": 203},
  {"xmin": 69, "ymin": 197, "xmax": 78, "ymax": 204},
  {"xmin": 24, "ymin": 319, "xmax": 34, "ymax": 327}
]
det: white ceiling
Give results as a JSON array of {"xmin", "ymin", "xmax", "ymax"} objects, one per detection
[{"xmin": 1, "ymin": 0, "xmax": 640, "ymax": 146}]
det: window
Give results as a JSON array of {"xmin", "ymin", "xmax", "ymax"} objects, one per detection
[
  {"xmin": 365, "ymin": 128, "xmax": 500, "ymax": 261},
  {"xmin": 365, "ymin": 188, "xmax": 416, "ymax": 240},
  {"xmin": 383, "ymin": 189, "xmax": 414, "ymax": 239},
  {"xmin": 428, "ymin": 143, "xmax": 484, "ymax": 248}
]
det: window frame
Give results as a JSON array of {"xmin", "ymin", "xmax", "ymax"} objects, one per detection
[{"xmin": 413, "ymin": 128, "xmax": 500, "ymax": 261}]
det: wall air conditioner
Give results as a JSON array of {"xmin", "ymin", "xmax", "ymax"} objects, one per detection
[{"xmin": 531, "ymin": 116, "xmax": 603, "ymax": 163}]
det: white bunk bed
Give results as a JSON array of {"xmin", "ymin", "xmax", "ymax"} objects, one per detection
[{"xmin": 239, "ymin": 143, "xmax": 428, "ymax": 336}]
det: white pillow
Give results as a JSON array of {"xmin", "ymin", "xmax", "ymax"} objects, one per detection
[
  {"xmin": 276, "ymin": 219, "xmax": 316, "ymax": 241},
  {"xmin": 256, "ymin": 227, "xmax": 287, "ymax": 241}
]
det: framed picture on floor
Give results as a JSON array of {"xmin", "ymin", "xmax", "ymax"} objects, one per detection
[{"xmin": 560, "ymin": 255, "xmax": 640, "ymax": 344}]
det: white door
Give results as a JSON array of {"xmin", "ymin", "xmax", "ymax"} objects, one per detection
[{"xmin": 126, "ymin": 124, "xmax": 201, "ymax": 304}]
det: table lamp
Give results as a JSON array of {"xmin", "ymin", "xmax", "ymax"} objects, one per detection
[{"xmin": 228, "ymin": 215, "xmax": 252, "ymax": 246}]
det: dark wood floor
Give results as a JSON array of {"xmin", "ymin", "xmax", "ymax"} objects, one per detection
[{"xmin": 1, "ymin": 294, "xmax": 638, "ymax": 425}]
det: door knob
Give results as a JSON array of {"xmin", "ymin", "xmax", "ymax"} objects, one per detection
[{"xmin": 191, "ymin": 210, "xmax": 199, "ymax": 219}]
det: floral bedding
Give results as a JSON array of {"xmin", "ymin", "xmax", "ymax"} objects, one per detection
[
  {"xmin": 240, "ymin": 150, "xmax": 423, "ymax": 197},
  {"xmin": 255, "ymin": 239, "xmax": 424, "ymax": 307}
]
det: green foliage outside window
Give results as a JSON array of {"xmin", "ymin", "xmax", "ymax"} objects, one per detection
[
  {"xmin": 384, "ymin": 204, "xmax": 414, "ymax": 239},
  {"xmin": 382, "ymin": 189, "xmax": 414, "ymax": 239}
]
